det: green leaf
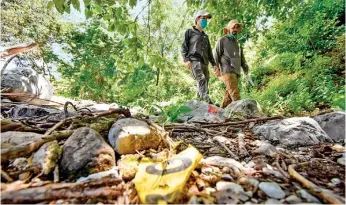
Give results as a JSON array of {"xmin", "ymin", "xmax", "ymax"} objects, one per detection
[
  {"xmin": 47, "ymin": 1, "xmax": 55, "ymax": 10},
  {"xmin": 115, "ymin": 7, "xmax": 122, "ymax": 19},
  {"xmin": 72, "ymin": 0, "xmax": 80, "ymax": 11},
  {"xmin": 85, "ymin": 8, "xmax": 93, "ymax": 19},
  {"xmin": 129, "ymin": 0, "xmax": 137, "ymax": 8},
  {"xmin": 138, "ymin": 57, "xmax": 144, "ymax": 67},
  {"xmin": 94, "ymin": 5, "xmax": 102, "ymax": 14},
  {"xmin": 54, "ymin": 0, "xmax": 64, "ymax": 13}
]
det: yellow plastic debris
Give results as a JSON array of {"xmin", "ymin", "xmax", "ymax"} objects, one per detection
[{"xmin": 134, "ymin": 145, "xmax": 203, "ymax": 204}]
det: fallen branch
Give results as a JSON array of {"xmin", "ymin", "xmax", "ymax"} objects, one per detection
[
  {"xmin": 1, "ymin": 130, "xmax": 73, "ymax": 163},
  {"xmin": 213, "ymin": 136, "xmax": 238, "ymax": 160},
  {"xmin": 238, "ymin": 133, "xmax": 249, "ymax": 157},
  {"xmin": 288, "ymin": 163, "xmax": 345, "ymax": 204},
  {"xmin": 201, "ymin": 116, "xmax": 283, "ymax": 128},
  {"xmin": 1, "ymin": 178, "xmax": 123, "ymax": 204},
  {"xmin": 94, "ymin": 108, "xmax": 131, "ymax": 118},
  {"xmin": 0, "ymin": 119, "xmax": 43, "ymax": 133}
]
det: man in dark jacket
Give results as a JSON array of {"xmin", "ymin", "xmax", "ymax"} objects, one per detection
[
  {"xmin": 181, "ymin": 10, "xmax": 220, "ymax": 104},
  {"xmin": 213, "ymin": 20, "xmax": 249, "ymax": 108}
]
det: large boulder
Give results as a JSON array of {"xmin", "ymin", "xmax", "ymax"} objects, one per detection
[
  {"xmin": 108, "ymin": 118, "xmax": 162, "ymax": 154},
  {"xmin": 313, "ymin": 111, "xmax": 345, "ymax": 143},
  {"xmin": 176, "ymin": 100, "xmax": 226, "ymax": 123},
  {"xmin": 1, "ymin": 57, "xmax": 53, "ymax": 103},
  {"xmin": 60, "ymin": 127, "xmax": 115, "ymax": 180},
  {"xmin": 224, "ymin": 99, "xmax": 262, "ymax": 119},
  {"xmin": 252, "ymin": 117, "xmax": 333, "ymax": 147}
]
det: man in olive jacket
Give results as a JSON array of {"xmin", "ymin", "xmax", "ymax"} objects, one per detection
[
  {"xmin": 181, "ymin": 10, "xmax": 220, "ymax": 104},
  {"xmin": 214, "ymin": 20, "xmax": 249, "ymax": 108}
]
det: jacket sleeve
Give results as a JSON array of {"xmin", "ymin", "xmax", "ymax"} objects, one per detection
[
  {"xmin": 213, "ymin": 38, "xmax": 222, "ymax": 68},
  {"xmin": 241, "ymin": 47, "xmax": 249, "ymax": 74},
  {"xmin": 181, "ymin": 29, "xmax": 190, "ymax": 62},
  {"xmin": 207, "ymin": 37, "xmax": 216, "ymax": 66}
]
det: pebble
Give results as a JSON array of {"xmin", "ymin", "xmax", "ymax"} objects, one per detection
[
  {"xmin": 259, "ymin": 182, "xmax": 286, "ymax": 199},
  {"xmin": 285, "ymin": 195, "xmax": 302, "ymax": 204},
  {"xmin": 221, "ymin": 174, "xmax": 234, "ymax": 181},
  {"xmin": 216, "ymin": 181, "xmax": 250, "ymax": 201},
  {"xmin": 337, "ymin": 157, "xmax": 345, "ymax": 166},
  {"xmin": 222, "ymin": 166, "xmax": 230, "ymax": 174},
  {"xmin": 297, "ymin": 189, "xmax": 321, "ymax": 204},
  {"xmin": 265, "ymin": 198, "xmax": 282, "ymax": 204},
  {"xmin": 248, "ymin": 178, "xmax": 260, "ymax": 192},
  {"xmin": 331, "ymin": 178, "xmax": 341, "ymax": 185}
]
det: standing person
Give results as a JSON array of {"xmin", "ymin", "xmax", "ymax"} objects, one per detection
[
  {"xmin": 214, "ymin": 20, "xmax": 250, "ymax": 108},
  {"xmin": 181, "ymin": 10, "xmax": 220, "ymax": 104}
]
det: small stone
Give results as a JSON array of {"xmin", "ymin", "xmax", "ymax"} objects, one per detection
[
  {"xmin": 297, "ymin": 189, "xmax": 321, "ymax": 204},
  {"xmin": 259, "ymin": 182, "xmax": 286, "ymax": 199},
  {"xmin": 265, "ymin": 198, "xmax": 282, "ymax": 204},
  {"xmin": 331, "ymin": 178, "xmax": 341, "ymax": 185},
  {"xmin": 221, "ymin": 174, "xmax": 234, "ymax": 181},
  {"xmin": 248, "ymin": 178, "xmax": 260, "ymax": 193},
  {"xmin": 337, "ymin": 157, "xmax": 345, "ymax": 166},
  {"xmin": 222, "ymin": 166, "xmax": 230, "ymax": 174},
  {"xmin": 253, "ymin": 141, "xmax": 278, "ymax": 157},
  {"xmin": 216, "ymin": 181, "xmax": 250, "ymax": 201},
  {"xmin": 285, "ymin": 195, "xmax": 302, "ymax": 204},
  {"xmin": 262, "ymin": 168, "xmax": 285, "ymax": 179}
]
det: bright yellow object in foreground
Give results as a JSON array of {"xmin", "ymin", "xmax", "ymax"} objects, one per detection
[{"xmin": 134, "ymin": 145, "xmax": 203, "ymax": 204}]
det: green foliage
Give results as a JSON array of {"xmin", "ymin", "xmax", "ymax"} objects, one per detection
[
  {"xmin": 165, "ymin": 104, "xmax": 192, "ymax": 122},
  {"xmin": 4, "ymin": 0, "xmax": 344, "ymax": 117}
]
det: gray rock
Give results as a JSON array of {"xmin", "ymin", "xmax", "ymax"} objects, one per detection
[
  {"xmin": 32, "ymin": 140, "xmax": 62, "ymax": 175},
  {"xmin": 265, "ymin": 198, "xmax": 282, "ymax": 204},
  {"xmin": 262, "ymin": 168, "xmax": 285, "ymax": 180},
  {"xmin": 297, "ymin": 189, "xmax": 321, "ymax": 203},
  {"xmin": 221, "ymin": 174, "xmax": 234, "ymax": 181},
  {"xmin": 314, "ymin": 111, "xmax": 345, "ymax": 143},
  {"xmin": 285, "ymin": 195, "xmax": 302, "ymax": 204},
  {"xmin": 77, "ymin": 167, "xmax": 119, "ymax": 182},
  {"xmin": 203, "ymin": 156, "xmax": 244, "ymax": 171},
  {"xmin": 259, "ymin": 182, "xmax": 286, "ymax": 199},
  {"xmin": 216, "ymin": 182, "xmax": 250, "ymax": 202},
  {"xmin": 177, "ymin": 100, "xmax": 226, "ymax": 123},
  {"xmin": 9, "ymin": 158, "xmax": 28, "ymax": 170},
  {"xmin": 253, "ymin": 117, "xmax": 333, "ymax": 147},
  {"xmin": 108, "ymin": 118, "xmax": 162, "ymax": 154},
  {"xmin": 1, "ymin": 131, "xmax": 43, "ymax": 145},
  {"xmin": 248, "ymin": 178, "xmax": 260, "ymax": 193},
  {"xmin": 331, "ymin": 178, "xmax": 341, "ymax": 185},
  {"xmin": 337, "ymin": 157, "xmax": 345, "ymax": 166},
  {"xmin": 6, "ymin": 104, "xmax": 60, "ymax": 118},
  {"xmin": 253, "ymin": 140, "xmax": 278, "ymax": 157},
  {"xmin": 60, "ymin": 127, "xmax": 115, "ymax": 180},
  {"xmin": 224, "ymin": 99, "xmax": 263, "ymax": 118},
  {"xmin": 1, "ymin": 59, "xmax": 53, "ymax": 102}
]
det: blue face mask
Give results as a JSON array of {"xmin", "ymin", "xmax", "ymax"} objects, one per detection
[{"xmin": 200, "ymin": 19, "xmax": 208, "ymax": 29}]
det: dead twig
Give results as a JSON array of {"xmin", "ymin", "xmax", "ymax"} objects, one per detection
[
  {"xmin": 1, "ymin": 178, "xmax": 123, "ymax": 204},
  {"xmin": 288, "ymin": 163, "xmax": 345, "ymax": 204},
  {"xmin": 201, "ymin": 116, "xmax": 283, "ymax": 128},
  {"xmin": 213, "ymin": 136, "xmax": 239, "ymax": 160},
  {"xmin": 274, "ymin": 154, "xmax": 290, "ymax": 182},
  {"xmin": 94, "ymin": 108, "xmax": 131, "ymax": 118},
  {"xmin": 1, "ymin": 167, "xmax": 13, "ymax": 182}
]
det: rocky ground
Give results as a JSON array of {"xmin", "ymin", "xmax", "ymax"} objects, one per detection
[{"xmin": 0, "ymin": 97, "xmax": 345, "ymax": 204}]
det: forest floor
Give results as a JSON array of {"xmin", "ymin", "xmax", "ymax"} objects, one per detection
[{"xmin": 0, "ymin": 96, "xmax": 345, "ymax": 204}]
